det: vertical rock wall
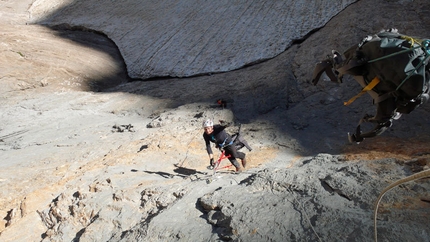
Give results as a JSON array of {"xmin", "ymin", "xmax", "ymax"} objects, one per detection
[{"xmin": 29, "ymin": 0, "xmax": 357, "ymax": 79}]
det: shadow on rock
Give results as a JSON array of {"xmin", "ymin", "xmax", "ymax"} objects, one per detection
[{"xmin": 131, "ymin": 169, "xmax": 177, "ymax": 179}]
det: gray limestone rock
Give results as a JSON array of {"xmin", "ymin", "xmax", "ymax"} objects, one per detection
[
  {"xmin": 29, "ymin": 0, "xmax": 357, "ymax": 79},
  {"xmin": 2, "ymin": 0, "xmax": 430, "ymax": 242}
]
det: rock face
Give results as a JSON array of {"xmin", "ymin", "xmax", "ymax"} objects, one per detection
[
  {"xmin": 1, "ymin": 0, "xmax": 430, "ymax": 242},
  {"xmin": 29, "ymin": 0, "xmax": 357, "ymax": 79}
]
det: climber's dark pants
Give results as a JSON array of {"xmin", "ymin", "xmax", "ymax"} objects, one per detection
[{"xmin": 224, "ymin": 145, "xmax": 245, "ymax": 168}]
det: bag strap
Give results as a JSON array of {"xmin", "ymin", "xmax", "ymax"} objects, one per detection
[
  {"xmin": 311, "ymin": 59, "xmax": 339, "ymax": 85},
  {"xmin": 343, "ymin": 77, "xmax": 380, "ymax": 106}
]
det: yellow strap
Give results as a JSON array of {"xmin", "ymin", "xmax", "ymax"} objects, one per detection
[{"xmin": 344, "ymin": 77, "xmax": 380, "ymax": 106}]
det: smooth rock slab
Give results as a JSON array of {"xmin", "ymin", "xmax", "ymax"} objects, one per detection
[{"xmin": 29, "ymin": 0, "xmax": 357, "ymax": 79}]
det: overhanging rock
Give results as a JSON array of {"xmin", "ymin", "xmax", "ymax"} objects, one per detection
[{"xmin": 29, "ymin": 0, "xmax": 357, "ymax": 79}]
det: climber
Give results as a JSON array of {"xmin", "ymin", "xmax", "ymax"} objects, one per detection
[
  {"xmin": 202, "ymin": 119, "xmax": 246, "ymax": 172},
  {"xmin": 312, "ymin": 28, "xmax": 430, "ymax": 142}
]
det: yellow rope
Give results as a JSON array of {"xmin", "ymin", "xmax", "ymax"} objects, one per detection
[{"xmin": 401, "ymin": 35, "xmax": 417, "ymax": 46}]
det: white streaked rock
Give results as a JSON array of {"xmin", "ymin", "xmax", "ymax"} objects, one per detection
[{"xmin": 29, "ymin": 0, "xmax": 357, "ymax": 79}]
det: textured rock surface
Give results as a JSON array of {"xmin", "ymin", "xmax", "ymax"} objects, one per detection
[
  {"xmin": 28, "ymin": 0, "xmax": 357, "ymax": 79},
  {"xmin": 195, "ymin": 156, "xmax": 430, "ymax": 241},
  {"xmin": 1, "ymin": 0, "xmax": 430, "ymax": 242}
]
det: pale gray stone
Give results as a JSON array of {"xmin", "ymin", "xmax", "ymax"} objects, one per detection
[{"xmin": 29, "ymin": 0, "xmax": 357, "ymax": 79}]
